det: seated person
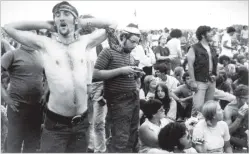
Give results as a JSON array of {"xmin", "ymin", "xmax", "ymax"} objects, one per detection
[
  {"xmin": 192, "ymin": 100, "xmax": 232, "ymax": 153},
  {"xmin": 155, "ymin": 83, "xmax": 177, "ymax": 121},
  {"xmin": 139, "ymin": 99, "xmax": 172, "ymax": 153},
  {"xmin": 173, "ymin": 72, "xmax": 193, "ymax": 121},
  {"xmin": 149, "ymin": 122, "xmax": 196, "ymax": 153},
  {"xmin": 224, "ymin": 85, "xmax": 248, "ymax": 150}
]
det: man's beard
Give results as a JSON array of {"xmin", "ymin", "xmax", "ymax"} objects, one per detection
[
  {"xmin": 123, "ymin": 47, "xmax": 132, "ymax": 53},
  {"xmin": 59, "ymin": 28, "xmax": 70, "ymax": 36},
  {"xmin": 204, "ymin": 35, "xmax": 212, "ymax": 42}
]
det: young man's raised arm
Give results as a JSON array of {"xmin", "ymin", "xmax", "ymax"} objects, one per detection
[
  {"xmin": 78, "ymin": 18, "xmax": 118, "ymax": 50},
  {"xmin": 4, "ymin": 21, "xmax": 54, "ymax": 51}
]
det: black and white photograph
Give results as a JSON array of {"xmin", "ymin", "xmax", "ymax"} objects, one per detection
[{"xmin": 1, "ymin": 0, "xmax": 248, "ymax": 153}]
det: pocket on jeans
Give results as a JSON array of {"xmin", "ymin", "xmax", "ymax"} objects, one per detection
[{"xmin": 44, "ymin": 115, "xmax": 60, "ymax": 130}]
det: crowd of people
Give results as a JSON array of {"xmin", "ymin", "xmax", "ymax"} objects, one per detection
[{"xmin": 1, "ymin": 1, "xmax": 249, "ymax": 153}]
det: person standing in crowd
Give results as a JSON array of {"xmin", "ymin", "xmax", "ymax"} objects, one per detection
[
  {"xmin": 221, "ymin": 26, "xmax": 236, "ymax": 58},
  {"xmin": 131, "ymin": 32, "xmax": 156, "ymax": 76},
  {"xmin": 167, "ymin": 29, "xmax": 183, "ymax": 70},
  {"xmin": 154, "ymin": 34, "xmax": 171, "ymax": 74},
  {"xmin": 162, "ymin": 27, "xmax": 170, "ymax": 39},
  {"xmin": 240, "ymin": 25, "xmax": 248, "ymax": 46},
  {"xmin": 224, "ymin": 85, "xmax": 248, "ymax": 151},
  {"xmin": 151, "ymin": 30, "xmax": 160, "ymax": 51},
  {"xmin": 3, "ymin": 1, "xmax": 117, "ymax": 152},
  {"xmin": 1, "ymin": 31, "xmax": 44, "ymax": 153},
  {"xmin": 187, "ymin": 25, "xmax": 218, "ymax": 116},
  {"xmin": 93, "ymin": 24, "xmax": 142, "ymax": 152}
]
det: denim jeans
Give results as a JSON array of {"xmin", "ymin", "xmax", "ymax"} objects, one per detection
[
  {"xmin": 88, "ymin": 82, "xmax": 107, "ymax": 153},
  {"xmin": 106, "ymin": 90, "xmax": 140, "ymax": 153},
  {"xmin": 7, "ymin": 103, "xmax": 42, "ymax": 153},
  {"xmin": 192, "ymin": 81, "xmax": 216, "ymax": 115},
  {"xmin": 40, "ymin": 110, "xmax": 89, "ymax": 153}
]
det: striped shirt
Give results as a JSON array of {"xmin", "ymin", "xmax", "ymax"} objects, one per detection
[{"xmin": 94, "ymin": 48, "xmax": 137, "ymax": 97}]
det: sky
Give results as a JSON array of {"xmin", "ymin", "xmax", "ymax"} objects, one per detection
[{"xmin": 1, "ymin": 1, "xmax": 248, "ymax": 30}]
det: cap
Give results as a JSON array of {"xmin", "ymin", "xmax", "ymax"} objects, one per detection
[{"xmin": 123, "ymin": 23, "xmax": 141, "ymax": 35}]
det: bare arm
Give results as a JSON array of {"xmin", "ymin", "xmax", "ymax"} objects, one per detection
[
  {"xmin": 93, "ymin": 68, "xmax": 122, "ymax": 80},
  {"xmin": 224, "ymin": 108, "xmax": 243, "ymax": 133},
  {"xmin": 224, "ymin": 141, "xmax": 233, "ymax": 153},
  {"xmin": 155, "ymin": 53, "xmax": 170, "ymax": 60},
  {"xmin": 78, "ymin": 18, "xmax": 117, "ymax": 50},
  {"xmin": 223, "ymin": 41, "xmax": 234, "ymax": 50},
  {"xmin": 3, "ymin": 21, "xmax": 53, "ymax": 51},
  {"xmin": 187, "ymin": 47, "xmax": 196, "ymax": 82},
  {"xmin": 139, "ymin": 125, "xmax": 159, "ymax": 148}
]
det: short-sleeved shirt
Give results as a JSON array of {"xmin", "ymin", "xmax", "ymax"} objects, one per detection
[
  {"xmin": 221, "ymin": 33, "xmax": 233, "ymax": 58},
  {"xmin": 94, "ymin": 48, "xmax": 137, "ymax": 98},
  {"xmin": 1, "ymin": 48, "xmax": 43, "ymax": 105},
  {"xmin": 154, "ymin": 46, "xmax": 170, "ymax": 64},
  {"xmin": 166, "ymin": 38, "xmax": 181, "ymax": 57},
  {"xmin": 192, "ymin": 120, "xmax": 230, "ymax": 153}
]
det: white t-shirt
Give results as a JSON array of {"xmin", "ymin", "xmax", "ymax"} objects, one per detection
[
  {"xmin": 152, "ymin": 34, "xmax": 160, "ymax": 46},
  {"xmin": 202, "ymin": 44, "xmax": 213, "ymax": 72},
  {"xmin": 131, "ymin": 45, "xmax": 156, "ymax": 69},
  {"xmin": 160, "ymin": 75, "xmax": 180, "ymax": 91},
  {"xmin": 221, "ymin": 33, "xmax": 233, "ymax": 58},
  {"xmin": 192, "ymin": 120, "xmax": 230, "ymax": 153},
  {"xmin": 166, "ymin": 38, "xmax": 182, "ymax": 58},
  {"xmin": 139, "ymin": 118, "xmax": 172, "ymax": 153},
  {"xmin": 241, "ymin": 29, "xmax": 248, "ymax": 39}
]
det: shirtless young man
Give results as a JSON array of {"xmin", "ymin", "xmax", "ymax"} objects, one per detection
[{"xmin": 4, "ymin": 1, "xmax": 117, "ymax": 152}]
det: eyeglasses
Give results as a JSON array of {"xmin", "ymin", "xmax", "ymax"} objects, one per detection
[{"xmin": 128, "ymin": 38, "xmax": 139, "ymax": 45}]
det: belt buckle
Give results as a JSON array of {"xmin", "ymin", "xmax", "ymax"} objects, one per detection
[{"xmin": 71, "ymin": 115, "xmax": 82, "ymax": 125}]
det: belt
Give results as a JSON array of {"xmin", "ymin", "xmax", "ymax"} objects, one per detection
[{"xmin": 46, "ymin": 108, "xmax": 88, "ymax": 126}]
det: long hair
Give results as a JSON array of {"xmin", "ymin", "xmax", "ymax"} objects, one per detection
[{"xmin": 155, "ymin": 83, "xmax": 171, "ymax": 115}]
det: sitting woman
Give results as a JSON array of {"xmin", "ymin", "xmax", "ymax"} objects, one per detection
[
  {"xmin": 192, "ymin": 100, "xmax": 233, "ymax": 153},
  {"xmin": 140, "ymin": 75, "xmax": 158, "ymax": 100},
  {"xmin": 155, "ymin": 83, "xmax": 177, "ymax": 121},
  {"xmin": 149, "ymin": 122, "xmax": 196, "ymax": 153},
  {"xmin": 139, "ymin": 99, "xmax": 172, "ymax": 153}
]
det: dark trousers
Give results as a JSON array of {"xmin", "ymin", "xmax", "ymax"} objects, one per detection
[
  {"xmin": 7, "ymin": 103, "xmax": 42, "ymax": 153},
  {"xmin": 40, "ymin": 109, "xmax": 90, "ymax": 153},
  {"xmin": 106, "ymin": 91, "xmax": 140, "ymax": 153},
  {"xmin": 176, "ymin": 102, "xmax": 192, "ymax": 120}
]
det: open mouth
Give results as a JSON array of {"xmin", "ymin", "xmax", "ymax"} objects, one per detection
[{"xmin": 60, "ymin": 23, "xmax": 67, "ymax": 28}]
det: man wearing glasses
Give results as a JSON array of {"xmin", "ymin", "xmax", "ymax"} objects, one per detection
[
  {"xmin": 93, "ymin": 23, "xmax": 143, "ymax": 152},
  {"xmin": 224, "ymin": 84, "xmax": 248, "ymax": 151}
]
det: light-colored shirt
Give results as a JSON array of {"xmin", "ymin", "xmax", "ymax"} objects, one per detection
[
  {"xmin": 241, "ymin": 29, "xmax": 248, "ymax": 39},
  {"xmin": 166, "ymin": 38, "xmax": 182, "ymax": 58},
  {"xmin": 159, "ymin": 75, "xmax": 180, "ymax": 91},
  {"xmin": 131, "ymin": 45, "xmax": 156, "ymax": 69},
  {"xmin": 192, "ymin": 119, "xmax": 230, "ymax": 153},
  {"xmin": 221, "ymin": 33, "xmax": 233, "ymax": 58},
  {"xmin": 202, "ymin": 44, "xmax": 213, "ymax": 72},
  {"xmin": 139, "ymin": 118, "xmax": 172, "ymax": 153}
]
